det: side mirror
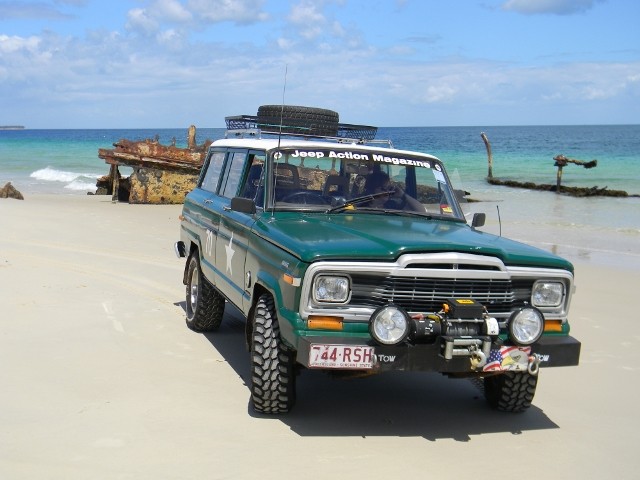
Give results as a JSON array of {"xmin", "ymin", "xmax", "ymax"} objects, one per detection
[
  {"xmin": 471, "ymin": 212, "xmax": 486, "ymax": 228},
  {"xmin": 231, "ymin": 197, "xmax": 256, "ymax": 214}
]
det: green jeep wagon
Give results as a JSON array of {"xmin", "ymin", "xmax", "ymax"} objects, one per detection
[{"xmin": 175, "ymin": 106, "xmax": 581, "ymax": 414}]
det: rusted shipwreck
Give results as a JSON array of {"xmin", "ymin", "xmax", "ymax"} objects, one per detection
[{"xmin": 97, "ymin": 126, "xmax": 210, "ymax": 204}]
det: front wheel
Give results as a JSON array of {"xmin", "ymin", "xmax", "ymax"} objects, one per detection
[
  {"xmin": 185, "ymin": 253, "xmax": 225, "ymax": 332},
  {"xmin": 250, "ymin": 294, "xmax": 296, "ymax": 414},
  {"xmin": 484, "ymin": 371, "xmax": 538, "ymax": 413}
]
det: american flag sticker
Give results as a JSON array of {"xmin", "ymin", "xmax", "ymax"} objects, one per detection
[{"xmin": 483, "ymin": 346, "xmax": 531, "ymax": 372}]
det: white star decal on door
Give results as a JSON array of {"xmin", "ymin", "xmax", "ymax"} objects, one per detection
[{"xmin": 225, "ymin": 232, "xmax": 235, "ymax": 275}]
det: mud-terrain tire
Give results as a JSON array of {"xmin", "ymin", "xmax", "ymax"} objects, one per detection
[
  {"xmin": 185, "ymin": 253, "xmax": 225, "ymax": 332},
  {"xmin": 257, "ymin": 105, "xmax": 339, "ymax": 137},
  {"xmin": 484, "ymin": 371, "xmax": 538, "ymax": 413},
  {"xmin": 250, "ymin": 293, "xmax": 296, "ymax": 414}
]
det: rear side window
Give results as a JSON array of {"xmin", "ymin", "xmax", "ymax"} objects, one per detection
[
  {"xmin": 239, "ymin": 153, "xmax": 266, "ymax": 202},
  {"xmin": 200, "ymin": 151, "xmax": 226, "ymax": 193},
  {"xmin": 220, "ymin": 151, "xmax": 247, "ymax": 198}
]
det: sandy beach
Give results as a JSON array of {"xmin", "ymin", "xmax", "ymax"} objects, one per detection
[{"xmin": 1, "ymin": 194, "xmax": 639, "ymax": 479}]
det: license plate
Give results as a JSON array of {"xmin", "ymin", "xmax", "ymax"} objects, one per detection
[{"xmin": 308, "ymin": 344, "xmax": 375, "ymax": 369}]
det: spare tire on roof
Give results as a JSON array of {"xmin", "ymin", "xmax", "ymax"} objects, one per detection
[{"xmin": 257, "ymin": 105, "xmax": 339, "ymax": 137}]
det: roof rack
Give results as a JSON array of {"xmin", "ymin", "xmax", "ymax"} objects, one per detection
[{"xmin": 224, "ymin": 115, "xmax": 387, "ymax": 145}]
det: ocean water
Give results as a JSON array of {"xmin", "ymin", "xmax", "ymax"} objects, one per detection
[
  {"xmin": 0, "ymin": 128, "xmax": 226, "ymax": 194},
  {"xmin": 1, "ymin": 125, "xmax": 639, "ymax": 268}
]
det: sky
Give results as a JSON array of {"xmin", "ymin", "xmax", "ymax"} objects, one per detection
[{"xmin": 0, "ymin": 0, "xmax": 638, "ymax": 128}]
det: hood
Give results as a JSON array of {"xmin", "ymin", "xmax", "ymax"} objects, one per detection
[{"xmin": 253, "ymin": 212, "xmax": 573, "ymax": 271}]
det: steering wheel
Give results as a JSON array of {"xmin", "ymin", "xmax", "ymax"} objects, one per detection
[
  {"xmin": 281, "ymin": 191, "xmax": 330, "ymax": 205},
  {"xmin": 382, "ymin": 196, "xmax": 402, "ymax": 209}
]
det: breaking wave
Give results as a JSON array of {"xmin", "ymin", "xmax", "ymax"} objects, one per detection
[{"xmin": 30, "ymin": 167, "xmax": 101, "ymax": 192}]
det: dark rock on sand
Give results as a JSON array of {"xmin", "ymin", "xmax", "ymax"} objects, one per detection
[{"xmin": 0, "ymin": 182, "xmax": 24, "ymax": 200}]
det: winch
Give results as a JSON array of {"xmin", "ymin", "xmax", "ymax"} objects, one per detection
[{"xmin": 410, "ymin": 299, "xmax": 500, "ymax": 366}]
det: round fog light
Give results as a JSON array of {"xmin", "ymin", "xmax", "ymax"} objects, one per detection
[
  {"xmin": 369, "ymin": 305, "xmax": 410, "ymax": 345},
  {"xmin": 508, "ymin": 307, "xmax": 544, "ymax": 345}
]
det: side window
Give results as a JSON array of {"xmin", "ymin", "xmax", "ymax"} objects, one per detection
[
  {"xmin": 220, "ymin": 151, "xmax": 247, "ymax": 198},
  {"xmin": 239, "ymin": 153, "xmax": 266, "ymax": 202},
  {"xmin": 200, "ymin": 151, "xmax": 226, "ymax": 193}
]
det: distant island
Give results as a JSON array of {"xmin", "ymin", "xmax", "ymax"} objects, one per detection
[{"xmin": 0, "ymin": 125, "xmax": 25, "ymax": 130}]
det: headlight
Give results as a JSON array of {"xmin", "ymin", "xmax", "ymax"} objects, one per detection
[
  {"xmin": 508, "ymin": 307, "xmax": 544, "ymax": 345},
  {"xmin": 313, "ymin": 275, "xmax": 350, "ymax": 303},
  {"xmin": 532, "ymin": 281, "xmax": 564, "ymax": 307},
  {"xmin": 369, "ymin": 305, "xmax": 410, "ymax": 345}
]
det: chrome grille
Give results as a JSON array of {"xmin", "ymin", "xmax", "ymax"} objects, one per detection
[{"xmin": 350, "ymin": 274, "xmax": 533, "ymax": 314}]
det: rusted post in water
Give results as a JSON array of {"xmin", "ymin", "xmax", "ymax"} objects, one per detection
[
  {"xmin": 556, "ymin": 164, "xmax": 564, "ymax": 193},
  {"xmin": 110, "ymin": 164, "xmax": 120, "ymax": 203},
  {"xmin": 553, "ymin": 155, "xmax": 597, "ymax": 194},
  {"xmin": 553, "ymin": 154, "xmax": 597, "ymax": 169},
  {"xmin": 481, "ymin": 132, "xmax": 493, "ymax": 179},
  {"xmin": 188, "ymin": 125, "xmax": 197, "ymax": 150}
]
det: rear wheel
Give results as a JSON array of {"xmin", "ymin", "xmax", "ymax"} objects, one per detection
[
  {"xmin": 250, "ymin": 293, "xmax": 296, "ymax": 414},
  {"xmin": 484, "ymin": 371, "xmax": 538, "ymax": 413},
  {"xmin": 185, "ymin": 253, "xmax": 225, "ymax": 332}
]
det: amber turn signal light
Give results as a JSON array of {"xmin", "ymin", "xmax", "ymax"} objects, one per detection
[
  {"xmin": 544, "ymin": 320, "xmax": 563, "ymax": 332},
  {"xmin": 308, "ymin": 316, "xmax": 344, "ymax": 330}
]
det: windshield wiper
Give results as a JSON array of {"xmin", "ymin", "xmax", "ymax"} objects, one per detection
[
  {"xmin": 325, "ymin": 190, "xmax": 394, "ymax": 214},
  {"xmin": 353, "ymin": 207, "xmax": 438, "ymax": 219},
  {"xmin": 326, "ymin": 198, "xmax": 466, "ymax": 223}
]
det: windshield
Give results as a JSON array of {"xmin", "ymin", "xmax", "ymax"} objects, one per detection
[{"xmin": 266, "ymin": 147, "xmax": 465, "ymax": 220}]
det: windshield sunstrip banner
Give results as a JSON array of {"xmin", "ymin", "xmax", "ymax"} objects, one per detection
[{"xmin": 275, "ymin": 149, "xmax": 438, "ymax": 169}]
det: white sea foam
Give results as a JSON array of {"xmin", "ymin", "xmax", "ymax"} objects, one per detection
[
  {"xmin": 64, "ymin": 179, "xmax": 99, "ymax": 191},
  {"xmin": 30, "ymin": 167, "xmax": 101, "ymax": 192},
  {"xmin": 30, "ymin": 166, "xmax": 99, "ymax": 183}
]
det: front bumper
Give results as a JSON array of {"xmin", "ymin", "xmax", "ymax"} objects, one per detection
[{"xmin": 296, "ymin": 334, "xmax": 581, "ymax": 374}]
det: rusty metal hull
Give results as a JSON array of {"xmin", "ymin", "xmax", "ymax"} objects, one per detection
[
  {"xmin": 97, "ymin": 133, "xmax": 210, "ymax": 204},
  {"xmin": 128, "ymin": 168, "xmax": 198, "ymax": 204}
]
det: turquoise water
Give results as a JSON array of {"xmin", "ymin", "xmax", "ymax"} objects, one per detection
[
  {"xmin": 1, "ymin": 125, "xmax": 639, "ymax": 267},
  {"xmin": 381, "ymin": 125, "xmax": 640, "ymax": 195},
  {"xmin": 1, "ymin": 125, "xmax": 638, "ymax": 195},
  {"xmin": 0, "ymin": 128, "xmax": 225, "ymax": 194}
]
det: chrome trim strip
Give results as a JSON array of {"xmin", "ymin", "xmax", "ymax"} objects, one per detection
[{"xmin": 299, "ymin": 253, "xmax": 574, "ymax": 323}]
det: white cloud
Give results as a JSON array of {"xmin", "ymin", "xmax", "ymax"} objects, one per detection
[
  {"xmin": 2, "ymin": 22, "xmax": 637, "ymax": 127},
  {"xmin": 0, "ymin": 1, "xmax": 72, "ymax": 20},
  {"xmin": 285, "ymin": 0, "xmax": 352, "ymax": 45},
  {"xmin": 155, "ymin": 0, "xmax": 192, "ymax": 23},
  {"xmin": 126, "ymin": 8, "xmax": 159, "ymax": 35},
  {"xmin": 288, "ymin": 1, "xmax": 327, "ymax": 40},
  {"xmin": 422, "ymin": 83, "xmax": 460, "ymax": 103},
  {"xmin": 156, "ymin": 28, "xmax": 186, "ymax": 50},
  {"xmin": 277, "ymin": 37, "xmax": 295, "ymax": 50},
  {"xmin": 125, "ymin": 1, "xmax": 191, "ymax": 36},
  {"xmin": 1, "ymin": 1, "xmax": 637, "ymax": 127},
  {"xmin": 501, "ymin": 0, "xmax": 605, "ymax": 15},
  {"xmin": 187, "ymin": 0, "xmax": 269, "ymax": 24},
  {"xmin": 124, "ymin": 0, "xmax": 269, "ymax": 38},
  {"xmin": 0, "ymin": 34, "xmax": 41, "ymax": 53},
  {"xmin": 288, "ymin": 1, "xmax": 326, "ymax": 25}
]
